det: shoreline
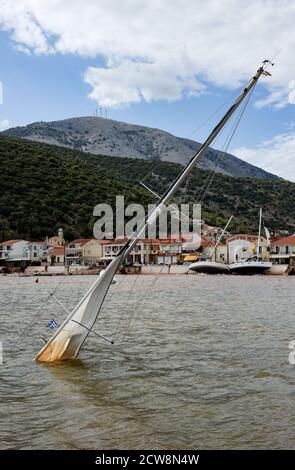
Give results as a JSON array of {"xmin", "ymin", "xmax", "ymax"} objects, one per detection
[{"xmin": 1, "ymin": 264, "xmax": 294, "ymax": 276}]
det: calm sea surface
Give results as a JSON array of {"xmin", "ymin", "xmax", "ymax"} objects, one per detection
[{"xmin": 0, "ymin": 273, "xmax": 295, "ymax": 450}]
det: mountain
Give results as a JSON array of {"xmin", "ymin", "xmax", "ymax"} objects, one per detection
[
  {"xmin": 2, "ymin": 116, "xmax": 278, "ymax": 180},
  {"xmin": 0, "ymin": 135, "xmax": 294, "ymax": 242}
]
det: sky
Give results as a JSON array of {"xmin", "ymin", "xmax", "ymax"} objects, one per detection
[{"xmin": 0, "ymin": 0, "xmax": 295, "ymax": 180}]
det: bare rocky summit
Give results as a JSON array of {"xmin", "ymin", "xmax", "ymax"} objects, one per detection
[{"xmin": 3, "ymin": 116, "xmax": 278, "ymax": 180}]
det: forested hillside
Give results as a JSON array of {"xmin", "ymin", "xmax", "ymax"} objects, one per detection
[{"xmin": 0, "ymin": 135, "xmax": 294, "ymax": 241}]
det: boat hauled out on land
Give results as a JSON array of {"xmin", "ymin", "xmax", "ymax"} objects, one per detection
[{"xmin": 189, "ymin": 260, "xmax": 231, "ymax": 274}]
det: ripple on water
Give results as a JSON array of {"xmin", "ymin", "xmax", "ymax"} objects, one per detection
[{"xmin": 0, "ymin": 274, "xmax": 295, "ymax": 449}]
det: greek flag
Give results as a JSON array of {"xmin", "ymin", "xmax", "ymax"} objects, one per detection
[{"xmin": 47, "ymin": 319, "xmax": 58, "ymax": 329}]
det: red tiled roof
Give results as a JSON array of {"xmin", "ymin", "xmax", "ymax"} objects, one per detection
[
  {"xmin": 143, "ymin": 238, "xmax": 182, "ymax": 244},
  {"xmin": 47, "ymin": 242, "xmax": 62, "ymax": 248},
  {"xmin": 102, "ymin": 241, "xmax": 120, "ymax": 246},
  {"xmin": 227, "ymin": 234, "xmax": 258, "ymax": 242},
  {"xmin": 104, "ymin": 238, "xmax": 189, "ymax": 245},
  {"xmin": 70, "ymin": 239, "xmax": 91, "ymax": 246},
  {"xmin": 49, "ymin": 248, "xmax": 65, "ymax": 256},
  {"xmin": 29, "ymin": 241, "xmax": 47, "ymax": 245},
  {"xmin": 274, "ymin": 235, "xmax": 295, "ymax": 245},
  {"xmin": 0, "ymin": 239, "xmax": 23, "ymax": 246},
  {"xmin": 84, "ymin": 239, "xmax": 111, "ymax": 245}
]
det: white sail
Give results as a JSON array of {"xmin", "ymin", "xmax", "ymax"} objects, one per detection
[
  {"xmin": 36, "ymin": 250, "xmax": 124, "ymax": 362},
  {"xmin": 36, "ymin": 208, "xmax": 162, "ymax": 362},
  {"xmin": 35, "ymin": 60, "xmax": 273, "ymax": 363}
]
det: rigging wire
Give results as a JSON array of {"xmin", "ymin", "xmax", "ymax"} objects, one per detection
[
  {"xmin": 134, "ymin": 83, "xmax": 254, "ymax": 236},
  {"xmin": 192, "ymin": 82, "xmax": 256, "ymax": 207},
  {"xmin": 139, "ymin": 89, "xmax": 242, "ymax": 188},
  {"xmin": 110, "ymin": 273, "xmax": 140, "ymax": 342},
  {"xmin": 121, "ymin": 83, "xmax": 256, "ymax": 256},
  {"xmin": 175, "ymin": 82, "xmax": 257, "ymax": 238},
  {"xmin": 13, "ymin": 280, "xmax": 63, "ymax": 347},
  {"xmin": 113, "ymin": 264, "xmax": 166, "ymax": 344},
  {"xmin": 186, "ymin": 88, "xmax": 243, "ymax": 140},
  {"xmin": 102, "ymin": 83, "xmax": 250, "ymax": 248}
]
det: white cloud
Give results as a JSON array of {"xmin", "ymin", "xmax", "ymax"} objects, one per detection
[
  {"xmin": 0, "ymin": 119, "xmax": 10, "ymax": 130},
  {"xmin": 84, "ymin": 60, "xmax": 205, "ymax": 108},
  {"xmin": 255, "ymin": 80, "xmax": 295, "ymax": 109},
  {"xmin": 1, "ymin": 1, "xmax": 295, "ymax": 107},
  {"xmin": 233, "ymin": 132, "xmax": 295, "ymax": 181},
  {"xmin": 288, "ymin": 80, "xmax": 295, "ymax": 105}
]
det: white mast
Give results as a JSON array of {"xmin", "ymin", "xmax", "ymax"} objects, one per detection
[
  {"xmin": 35, "ymin": 61, "xmax": 273, "ymax": 363},
  {"xmin": 256, "ymin": 207, "xmax": 262, "ymax": 258}
]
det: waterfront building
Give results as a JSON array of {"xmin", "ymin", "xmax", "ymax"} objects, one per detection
[
  {"xmin": 65, "ymin": 239, "xmax": 90, "ymax": 265},
  {"xmin": 47, "ymin": 247, "xmax": 65, "ymax": 265},
  {"xmin": 226, "ymin": 234, "xmax": 269, "ymax": 264},
  {"xmin": 82, "ymin": 239, "xmax": 110, "ymax": 266},
  {"xmin": 0, "ymin": 239, "xmax": 31, "ymax": 265},
  {"xmin": 270, "ymin": 235, "xmax": 295, "ymax": 265}
]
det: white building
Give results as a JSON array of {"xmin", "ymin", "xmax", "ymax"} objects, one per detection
[
  {"xmin": 102, "ymin": 238, "xmax": 183, "ymax": 265},
  {"xmin": 147, "ymin": 239, "xmax": 182, "ymax": 265},
  {"xmin": 227, "ymin": 234, "xmax": 269, "ymax": 264},
  {"xmin": 82, "ymin": 239, "xmax": 110, "ymax": 266},
  {"xmin": 65, "ymin": 239, "xmax": 90, "ymax": 266},
  {"xmin": 47, "ymin": 247, "xmax": 65, "ymax": 265},
  {"xmin": 102, "ymin": 239, "xmax": 144, "ymax": 264},
  {"xmin": 271, "ymin": 234, "xmax": 295, "ymax": 265},
  {"xmin": 29, "ymin": 241, "xmax": 49, "ymax": 263},
  {"xmin": 0, "ymin": 239, "xmax": 31, "ymax": 262}
]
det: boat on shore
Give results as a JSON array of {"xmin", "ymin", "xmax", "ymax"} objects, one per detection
[
  {"xmin": 266, "ymin": 264, "xmax": 289, "ymax": 275},
  {"xmin": 228, "ymin": 257, "xmax": 272, "ymax": 275},
  {"xmin": 189, "ymin": 259, "xmax": 231, "ymax": 274},
  {"xmin": 189, "ymin": 216, "xmax": 233, "ymax": 275},
  {"xmin": 228, "ymin": 209, "xmax": 272, "ymax": 275}
]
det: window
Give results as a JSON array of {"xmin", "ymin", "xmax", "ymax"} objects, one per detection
[{"xmin": 286, "ymin": 245, "xmax": 289, "ymax": 254}]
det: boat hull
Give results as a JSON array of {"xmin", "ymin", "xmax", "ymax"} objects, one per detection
[
  {"xmin": 189, "ymin": 261, "xmax": 231, "ymax": 274},
  {"xmin": 229, "ymin": 260, "xmax": 272, "ymax": 275},
  {"xmin": 267, "ymin": 264, "xmax": 289, "ymax": 275}
]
